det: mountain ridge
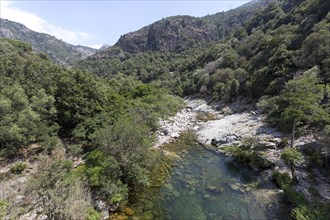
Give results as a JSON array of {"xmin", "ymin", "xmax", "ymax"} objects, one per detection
[
  {"xmin": 0, "ymin": 18, "xmax": 96, "ymax": 66},
  {"xmin": 110, "ymin": 0, "xmax": 269, "ymax": 54}
]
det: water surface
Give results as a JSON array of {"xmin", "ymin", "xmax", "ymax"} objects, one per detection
[{"xmin": 134, "ymin": 142, "xmax": 290, "ymax": 220}]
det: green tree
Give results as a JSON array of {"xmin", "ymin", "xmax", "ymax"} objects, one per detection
[
  {"xmin": 281, "ymin": 148, "xmax": 303, "ymax": 182},
  {"xmin": 277, "ymin": 68, "xmax": 328, "ymax": 147},
  {"xmin": 83, "ymin": 150, "xmax": 128, "ymax": 206}
]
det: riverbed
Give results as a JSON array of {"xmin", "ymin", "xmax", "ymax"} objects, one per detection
[
  {"xmin": 130, "ymin": 99, "xmax": 292, "ymax": 219},
  {"xmin": 158, "ymin": 144, "xmax": 290, "ymax": 220}
]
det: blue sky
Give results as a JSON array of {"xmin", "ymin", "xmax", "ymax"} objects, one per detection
[{"xmin": 1, "ymin": 0, "xmax": 251, "ymax": 48}]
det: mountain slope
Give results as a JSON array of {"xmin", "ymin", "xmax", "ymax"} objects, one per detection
[
  {"xmin": 108, "ymin": 0, "xmax": 269, "ymax": 53},
  {"xmin": 0, "ymin": 18, "xmax": 96, "ymax": 65}
]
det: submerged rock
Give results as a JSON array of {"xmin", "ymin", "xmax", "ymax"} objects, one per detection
[
  {"xmin": 170, "ymin": 196, "xmax": 206, "ymax": 220},
  {"xmin": 141, "ymin": 211, "xmax": 154, "ymax": 220},
  {"xmin": 230, "ymin": 184, "xmax": 240, "ymax": 191},
  {"xmin": 124, "ymin": 207, "xmax": 135, "ymax": 216},
  {"xmin": 115, "ymin": 215, "xmax": 128, "ymax": 220},
  {"xmin": 163, "ymin": 150, "xmax": 181, "ymax": 159}
]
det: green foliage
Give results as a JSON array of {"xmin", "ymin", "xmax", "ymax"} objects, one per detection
[
  {"xmin": 86, "ymin": 208, "xmax": 101, "ymax": 220},
  {"xmin": 291, "ymin": 204, "xmax": 330, "ymax": 220},
  {"xmin": 278, "ymin": 69, "xmax": 326, "ymax": 130},
  {"xmin": 0, "ymin": 83, "xmax": 53, "ymax": 154},
  {"xmin": 91, "ymin": 114, "xmax": 154, "ymax": 196},
  {"xmin": 242, "ymin": 136, "xmax": 258, "ymax": 148},
  {"xmin": 223, "ymin": 145, "xmax": 272, "ymax": 168},
  {"xmin": 283, "ymin": 187, "xmax": 308, "ymax": 207},
  {"xmin": 281, "ymin": 148, "xmax": 303, "ymax": 166},
  {"xmin": 2, "ymin": 0, "xmax": 330, "ymax": 217},
  {"xmin": 83, "ymin": 150, "xmax": 128, "ymax": 206},
  {"xmin": 10, "ymin": 162, "xmax": 27, "ymax": 174},
  {"xmin": 0, "ymin": 38, "xmax": 187, "ymax": 215},
  {"xmin": 272, "ymin": 171, "xmax": 292, "ymax": 189},
  {"xmin": 0, "ymin": 200, "xmax": 7, "ymax": 219}
]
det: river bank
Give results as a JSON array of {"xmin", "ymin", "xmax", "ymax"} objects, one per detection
[{"xmin": 154, "ymin": 98, "xmax": 330, "ymax": 203}]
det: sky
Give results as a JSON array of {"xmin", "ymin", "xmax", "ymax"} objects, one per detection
[{"xmin": 1, "ymin": 0, "xmax": 251, "ymax": 49}]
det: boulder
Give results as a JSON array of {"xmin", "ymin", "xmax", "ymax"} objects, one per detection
[
  {"xmin": 163, "ymin": 129, "xmax": 169, "ymax": 136},
  {"xmin": 211, "ymin": 138, "xmax": 218, "ymax": 146}
]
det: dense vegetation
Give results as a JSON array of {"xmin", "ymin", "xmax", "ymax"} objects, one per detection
[
  {"xmin": 1, "ymin": 0, "xmax": 330, "ymax": 219},
  {"xmin": 0, "ymin": 38, "xmax": 183, "ymax": 217}
]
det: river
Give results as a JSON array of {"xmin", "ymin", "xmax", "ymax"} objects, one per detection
[{"xmin": 132, "ymin": 135, "xmax": 291, "ymax": 220}]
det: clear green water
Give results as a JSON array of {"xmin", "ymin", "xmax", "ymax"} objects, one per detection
[{"xmin": 134, "ymin": 142, "xmax": 291, "ymax": 220}]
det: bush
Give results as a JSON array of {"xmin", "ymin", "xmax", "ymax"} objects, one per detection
[
  {"xmin": 84, "ymin": 150, "xmax": 129, "ymax": 207},
  {"xmin": 281, "ymin": 148, "xmax": 303, "ymax": 166},
  {"xmin": 86, "ymin": 207, "xmax": 101, "ymax": 220},
  {"xmin": 242, "ymin": 136, "xmax": 258, "ymax": 148},
  {"xmin": 0, "ymin": 200, "xmax": 7, "ymax": 219},
  {"xmin": 291, "ymin": 204, "xmax": 330, "ymax": 220},
  {"xmin": 223, "ymin": 145, "xmax": 273, "ymax": 168},
  {"xmin": 272, "ymin": 170, "xmax": 292, "ymax": 189},
  {"xmin": 10, "ymin": 162, "xmax": 27, "ymax": 174},
  {"xmin": 283, "ymin": 187, "xmax": 307, "ymax": 207}
]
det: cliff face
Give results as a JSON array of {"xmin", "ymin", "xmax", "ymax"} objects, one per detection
[
  {"xmin": 115, "ymin": 16, "xmax": 219, "ymax": 53},
  {"xmin": 0, "ymin": 19, "xmax": 96, "ymax": 65},
  {"xmin": 113, "ymin": 0, "xmax": 269, "ymax": 53}
]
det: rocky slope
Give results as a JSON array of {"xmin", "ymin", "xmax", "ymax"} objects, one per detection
[
  {"xmin": 93, "ymin": 0, "xmax": 269, "ymax": 55},
  {"xmin": 0, "ymin": 19, "xmax": 96, "ymax": 66}
]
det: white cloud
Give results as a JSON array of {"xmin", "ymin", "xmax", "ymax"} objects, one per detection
[
  {"xmin": 0, "ymin": 0, "xmax": 96, "ymax": 45},
  {"xmin": 89, "ymin": 44, "xmax": 103, "ymax": 49}
]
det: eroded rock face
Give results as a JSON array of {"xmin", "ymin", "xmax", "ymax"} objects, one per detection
[{"xmin": 115, "ymin": 16, "xmax": 219, "ymax": 53}]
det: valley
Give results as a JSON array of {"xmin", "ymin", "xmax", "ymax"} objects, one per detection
[{"xmin": 1, "ymin": 0, "xmax": 330, "ymax": 219}]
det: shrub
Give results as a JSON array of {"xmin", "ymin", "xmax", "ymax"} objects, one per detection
[
  {"xmin": 283, "ymin": 187, "xmax": 307, "ymax": 207},
  {"xmin": 272, "ymin": 170, "xmax": 292, "ymax": 189},
  {"xmin": 223, "ymin": 145, "xmax": 272, "ymax": 168},
  {"xmin": 291, "ymin": 204, "xmax": 330, "ymax": 220},
  {"xmin": 223, "ymin": 145, "xmax": 250, "ymax": 160},
  {"xmin": 242, "ymin": 136, "xmax": 258, "ymax": 148},
  {"xmin": 10, "ymin": 162, "xmax": 27, "ymax": 174},
  {"xmin": 0, "ymin": 200, "xmax": 7, "ymax": 219},
  {"xmin": 86, "ymin": 207, "xmax": 101, "ymax": 220}
]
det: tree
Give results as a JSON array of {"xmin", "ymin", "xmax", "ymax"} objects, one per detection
[
  {"xmin": 320, "ymin": 58, "xmax": 330, "ymax": 99},
  {"xmin": 281, "ymin": 148, "xmax": 302, "ymax": 182},
  {"xmin": 299, "ymin": 18, "xmax": 330, "ymax": 98},
  {"xmin": 277, "ymin": 68, "xmax": 328, "ymax": 147}
]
